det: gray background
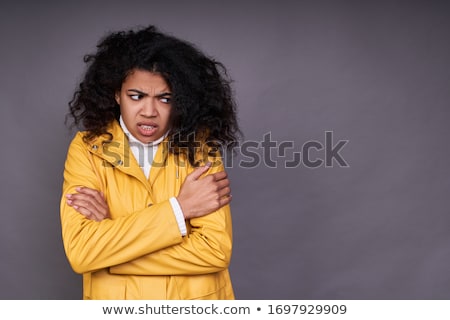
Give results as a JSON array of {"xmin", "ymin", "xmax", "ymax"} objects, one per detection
[{"xmin": 1, "ymin": 0, "xmax": 450, "ymax": 299}]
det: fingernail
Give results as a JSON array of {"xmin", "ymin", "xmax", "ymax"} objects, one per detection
[
  {"xmin": 76, "ymin": 187, "xmax": 82, "ymax": 191},
  {"xmin": 67, "ymin": 199, "xmax": 72, "ymax": 205},
  {"xmin": 66, "ymin": 194, "xmax": 72, "ymax": 198},
  {"xmin": 73, "ymin": 205, "xmax": 79, "ymax": 209},
  {"xmin": 205, "ymin": 162, "xmax": 212, "ymax": 167}
]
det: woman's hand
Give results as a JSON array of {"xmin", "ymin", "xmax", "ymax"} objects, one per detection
[
  {"xmin": 66, "ymin": 187, "xmax": 110, "ymax": 222},
  {"xmin": 177, "ymin": 163, "xmax": 232, "ymax": 219}
]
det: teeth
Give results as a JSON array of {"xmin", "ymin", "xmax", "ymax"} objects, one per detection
[{"xmin": 140, "ymin": 125, "xmax": 154, "ymax": 130}]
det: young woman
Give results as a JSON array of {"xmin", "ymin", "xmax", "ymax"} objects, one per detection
[{"xmin": 60, "ymin": 25, "xmax": 240, "ymax": 300}]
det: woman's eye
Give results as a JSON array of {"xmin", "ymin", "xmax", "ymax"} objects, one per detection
[
  {"xmin": 160, "ymin": 97, "xmax": 171, "ymax": 104},
  {"xmin": 129, "ymin": 94, "xmax": 142, "ymax": 101}
]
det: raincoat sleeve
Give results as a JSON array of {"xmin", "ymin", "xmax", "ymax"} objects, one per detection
[
  {"xmin": 109, "ymin": 160, "xmax": 233, "ymax": 276},
  {"xmin": 60, "ymin": 133, "xmax": 183, "ymax": 274}
]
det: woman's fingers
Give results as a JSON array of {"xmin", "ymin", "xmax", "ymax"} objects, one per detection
[
  {"xmin": 66, "ymin": 187, "xmax": 110, "ymax": 221},
  {"xmin": 76, "ymin": 187, "xmax": 108, "ymax": 212}
]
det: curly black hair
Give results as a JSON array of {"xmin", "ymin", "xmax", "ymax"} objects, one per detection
[{"xmin": 67, "ymin": 25, "xmax": 241, "ymax": 166}]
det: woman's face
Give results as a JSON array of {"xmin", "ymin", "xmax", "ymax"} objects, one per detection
[{"xmin": 116, "ymin": 69, "xmax": 172, "ymax": 143}]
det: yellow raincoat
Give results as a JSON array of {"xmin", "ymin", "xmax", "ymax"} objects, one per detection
[{"xmin": 60, "ymin": 120, "xmax": 234, "ymax": 299}]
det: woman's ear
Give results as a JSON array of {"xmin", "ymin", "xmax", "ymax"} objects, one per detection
[{"xmin": 115, "ymin": 92, "xmax": 120, "ymax": 105}]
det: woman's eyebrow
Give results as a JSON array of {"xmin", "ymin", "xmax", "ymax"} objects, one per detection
[
  {"xmin": 127, "ymin": 89, "xmax": 171, "ymax": 97},
  {"xmin": 155, "ymin": 92, "xmax": 172, "ymax": 98},
  {"xmin": 127, "ymin": 89, "xmax": 148, "ymax": 96}
]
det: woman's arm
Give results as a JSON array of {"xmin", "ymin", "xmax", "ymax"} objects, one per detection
[
  {"xmin": 108, "ymin": 159, "xmax": 233, "ymax": 276},
  {"xmin": 66, "ymin": 171, "xmax": 233, "ymax": 276},
  {"xmin": 61, "ymin": 135, "xmax": 183, "ymax": 274},
  {"xmin": 61, "ymin": 134, "xmax": 230, "ymax": 274},
  {"xmin": 109, "ymin": 203, "xmax": 232, "ymax": 276}
]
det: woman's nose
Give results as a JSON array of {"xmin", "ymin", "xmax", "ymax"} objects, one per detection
[{"xmin": 140, "ymin": 99, "xmax": 157, "ymax": 117}]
